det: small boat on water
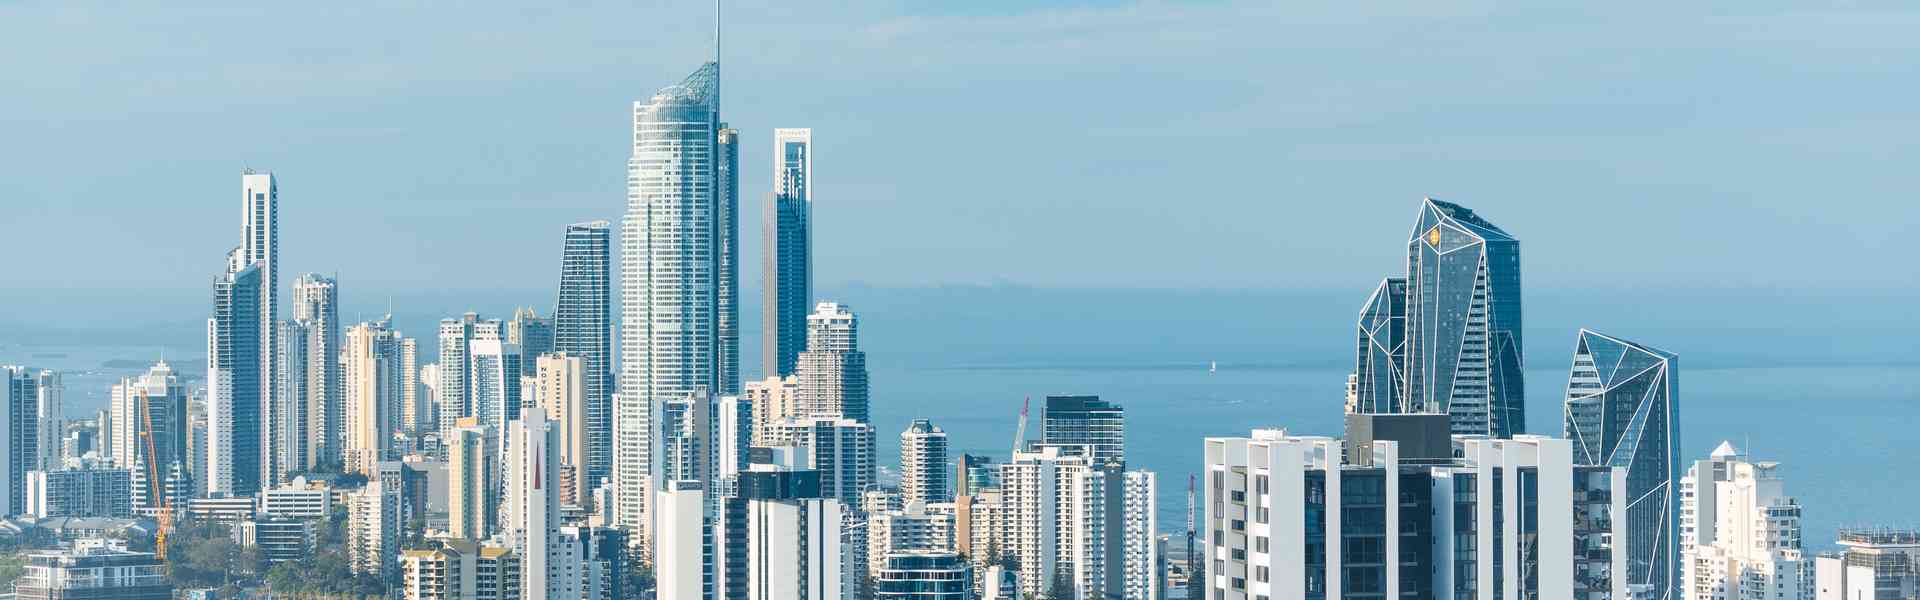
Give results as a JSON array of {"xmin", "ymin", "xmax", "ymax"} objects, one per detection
[{"xmin": 1209, "ymin": 360, "xmax": 1217, "ymax": 374}]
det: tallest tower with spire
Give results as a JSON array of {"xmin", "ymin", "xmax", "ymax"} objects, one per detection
[{"xmin": 616, "ymin": 4, "xmax": 738, "ymax": 538}]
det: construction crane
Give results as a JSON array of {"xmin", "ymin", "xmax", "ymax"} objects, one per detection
[
  {"xmin": 1009, "ymin": 396, "xmax": 1030, "ymax": 456},
  {"xmin": 138, "ymin": 389, "xmax": 173, "ymax": 560}
]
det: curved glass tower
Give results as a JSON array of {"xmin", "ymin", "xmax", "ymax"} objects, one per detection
[
  {"xmin": 1404, "ymin": 198, "xmax": 1524, "ymax": 437},
  {"xmin": 1564, "ymin": 329, "xmax": 1679, "ymax": 600},
  {"xmin": 618, "ymin": 61, "xmax": 738, "ymax": 532}
]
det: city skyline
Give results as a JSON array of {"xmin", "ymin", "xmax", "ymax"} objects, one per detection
[{"xmin": 0, "ymin": 4, "xmax": 1916, "ymax": 600}]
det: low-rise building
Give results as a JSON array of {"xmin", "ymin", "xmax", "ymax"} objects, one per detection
[
  {"xmin": 401, "ymin": 539, "xmax": 522, "ymax": 600},
  {"xmin": 13, "ymin": 538, "xmax": 171, "ymax": 600},
  {"xmin": 234, "ymin": 518, "xmax": 312, "ymax": 563},
  {"xmin": 26, "ymin": 468, "xmax": 132, "ymax": 518}
]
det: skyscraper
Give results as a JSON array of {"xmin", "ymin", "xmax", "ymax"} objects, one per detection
[
  {"xmin": 3, "ymin": 367, "xmax": 46, "ymax": 514},
  {"xmin": 794, "ymin": 302, "xmax": 868, "ymax": 422},
  {"xmin": 764, "ymin": 127, "xmax": 813, "ymax": 380},
  {"xmin": 209, "ymin": 253, "xmax": 263, "ymax": 497},
  {"xmin": 1403, "ymin": 197, "xmax": 1524, "ymax": 437},
  {"xmin": 554, "ymin": 221, "xmax": 613, "ymax": 493},
  {"xmin": 1681, "ymin": 442, "xmax": 1807, "ymax": 600},
  {"xmin": 344, "ymin": 319, "xmax": 406, "ymax": 475},
  {"xmin": 109, "ymin": 362, "xmax": 188, "ymax": 513},
  {"xmin": 274, "ymin": 320, "xmax": 310, "ymax": 479},
  {"xmin": 292, "ymin": 273, "xmax": 340, "ymax": 469},
  {"xmin": 438, "ymin": 313, "xmax": 502, "ymax": 440},
  {"xmin": 507, "ymin": 307, "xmax": 554, "ymax": 378},
  {"xmin": 28, "ymin": 370, "xmax": 61, "ymax": 473},
  {"xmin": 619, "ymin": 59, "xmax": 738, "ymax": 535},
  {"xmin": 242, "ymin": 172, "xmax": 281, "ymax": 492},
  {"xmin": 1042, "ymin": 395, "xmax": 1126, "ymax": 465},
  {"xmin": 448, "ymin": 418, "xmax": 497, "ymax": 541},
  {"xmin": 501, "ymin": 410, "xmax": 564, "ymax": 599},
  {"xmin": 771, "ymin": 417, "xmax": 875, "ymax": 505},
  {"xmin": 900, "ymin": 419, "xmax": 950, "ymax": 506},
  {"xmin": 469, "ymin": 338, "xmax": 523, "ymax": 430},
  {"xmin": 1565, "ymin": 329, "xmax": 1680, "ymax": 600},
  {"xmin": 529, "ymin": 353, "xmax": 588, "ymax": 507},
  {"xmin": 1352, "ymin": 277, "xmax": 1408, "ymax": 414}
]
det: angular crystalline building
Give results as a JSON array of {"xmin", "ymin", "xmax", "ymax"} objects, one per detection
[
  {"xmin": 1404, "ymin": 198, "xmax": 1524, "ymax": 437},
  {"xmin": 1564, "ymin": 329, "xmax": 1680, "ymax": 600},
  {"xmin": 1352, "ymin": 277, "xmax": 1408, "ymax": 414}
]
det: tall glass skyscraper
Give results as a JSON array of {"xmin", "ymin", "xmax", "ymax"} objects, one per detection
[
  {"xmin": 555, "ymin": 220, "xmax": 612, "ymax": 493},
  {"xmin": 241, "ymin": 172, "xmax": 281, "ymax": 487},
  {"xmin": 1564, "ymin": 329, "xmax": 1680, "ymax": 600},
  {"xmin": 209, "ymin": 255, "xmax": 263, "ymax": 496},
  {"xmin": 1352, "ymin": 277, "xmax": 1408, "ymax": 414},
  {"xmin": 618, "ymin": 60, "xmax": 738, "ymax": 533},
  {"xmin": 763, "ymin": 128, "xmax": 813, "ymax": 379},
  {"xmin": 1404, "ymin": 198, "xmax": 1524, "ymax": 437}
]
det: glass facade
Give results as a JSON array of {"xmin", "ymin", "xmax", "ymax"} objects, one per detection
[
  {"xmin": 1041, "ymin": 395, "xmax": 1125, "ymax": 465},
  {"xmin": 1353, "ymin": 278, "xmax": 1408, "ymax": 414},
  {"xmin": 618, "ymin": 61, "xmax": 737, "ymax": 530},
  {"xmin": 764, "ymin": 129, "xmax": 813, "ymax": 380},
  {"xmin": 1403, "ymin": 199, "xmax": 1525, "ymax": 438},
  {"xmin": 212, "ymin": 263, "xmax": 263, "ymax": 496},
  {"xmin": 876, "ymin": 552, "xmax": 972, "ymax": 599},
  {"xmin": 1564, "ymin": 330, "xmax": 1680, "ymax": 600},
  {"xmin": 555, "ymin": 220, "xmax": 613, "ymax": 490}
]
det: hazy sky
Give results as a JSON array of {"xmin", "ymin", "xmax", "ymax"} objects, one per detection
[{"xmin": 3, "ymin": 1, "xmax": 1917, "ymax": 299}]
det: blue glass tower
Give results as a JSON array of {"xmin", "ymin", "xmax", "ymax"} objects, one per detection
[
  {"xmin": 1564, "ymin": 329, "xmax": 1679, "ymax": 600},
  {"xmin": 1403, "ymin": 198, "xmax": 1524, "ymax": 438},
  {"xmin": 1352, "ymin": 277, "xmax": 1408, "ymax": 414}
]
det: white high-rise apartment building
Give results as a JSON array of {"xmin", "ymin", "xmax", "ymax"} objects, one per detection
[
  {"xmin": 1682, "ymin": 442, "xmax": 1807, "ymax": 600},
  {"xmin": 31, "ymin": 371, "xmax": 61, "ymax": 472},
  {"xmin": 653, "ymin": 480, "xmax": 705, "ymax": 600},
  {"xmin": 502, "ymin": 410, "xmax": 572, "ymax": 600},
  {"xmin": 1201, "ymin": 429, "xmax": 1597, "ymax": 600},
  {"xmin": 348, "ymin": 477, "xmax": 400, "ymax": 577},
  {"xmin": 742, "ymin": 460, "xmax": 845, "ymax": 600},
  {"xmin": 770, "ymin": 416, "xmax": 875, "ymax": 505},
  {"xmin": 469, "ymin": 338, "xmax": 523, "ymax": 431},
  {"xmin": 745, "ymin": 375, "xmax": 798, "ymax": 446},
  {"xmin": 867, "ymin": 502, "xmax": 957, "ymax": 581},
  {"xmin": 995, "ymin": 444, "xmax": 1126, "ymax": 599},
  {"xmin": 619, "ymin": 59, "xmax": 739, "ymax": 538},
  {"xmin": 291, "ymin": 273, "xmax": 339, "ymax": 469},
  {"xmin": 530, "ymin": 354, "xmax": 588, "ymax": 506},
  {"xmin": 794, "ymin": 302, "xmax": 867, "ymax": 421},
  {"xmin": 344, "ymin": 319, "xmax": 406, "ymax": 475},
  {"xmin": 437, "ymin": 313, "xmax": 502, "ymax": 441},
  {"xmin": 902, "ymin": 419, "xmax": 951, "ymax": 506},
  {"xmin": 208, "ymin": 250, "xmax": 262, "ymax": 497},
  {"xmin": 1123, "ymin": 470, "xmax": 1160, "ymax": 600}
]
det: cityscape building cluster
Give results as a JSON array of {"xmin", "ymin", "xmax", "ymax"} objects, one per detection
[{"xmin": 0, "ymin": 16, "xmax": 1906, "ymax": 600}]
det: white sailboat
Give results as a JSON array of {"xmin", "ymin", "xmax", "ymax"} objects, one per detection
[{"xmin": 1209, "ymin": 360, "xmax": 1217, "ymax": 374}]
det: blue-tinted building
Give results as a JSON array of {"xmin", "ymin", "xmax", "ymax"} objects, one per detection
[
  {"xmin": 876, "ymin": 551, "xmax": 972, "ymax": 600},
  {"xmin": 1403, "ymin": 198, "xmax": 1525, "ymax": 438},
  {"xmin": 764, "ymin": 128, "xmax": 813, "ymax": 379},
  {"xmin": 1353, "ymin": 277, "xmax": 1408, "ymax": 414},
  {"xmin": 1563, "ymin": 329, "xmax": 1679, "ymax": 600},
  {"xmin": 554, "ymin": 220, "xmax": 613, "ymax": 491}
]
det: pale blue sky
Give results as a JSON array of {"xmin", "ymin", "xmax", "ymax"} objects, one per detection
[{"xmin": 3, "ymin": 1, "xmax": 1917, "ymax": 299}]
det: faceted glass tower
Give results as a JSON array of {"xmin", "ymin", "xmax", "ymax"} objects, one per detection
[
  {"xmin": 1404, "ymin": 198, "xmax": 1524, "ymax": 437},
  {"xmin": 618, "ymin": 61, "xmax": 738, "ymax": 531},
  {"xmin": 763, "ymin": 128, "xmax": 813, "ymax": 379},
  {"xmin": 1564, "ymin": 329, "xmax": 1680, "ymax": 600},
  {"xmin": 555, "ymin": 220, "xmax": 613, "ymax": 492},
  {"xmin": 1352, "ymin": 277, "xmax": 1408, "ymax": 414}
]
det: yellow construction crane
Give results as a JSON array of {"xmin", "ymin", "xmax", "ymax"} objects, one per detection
[{"xmin": 138, "ymin": 389, "xmax": 173, "ymax": 560}]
